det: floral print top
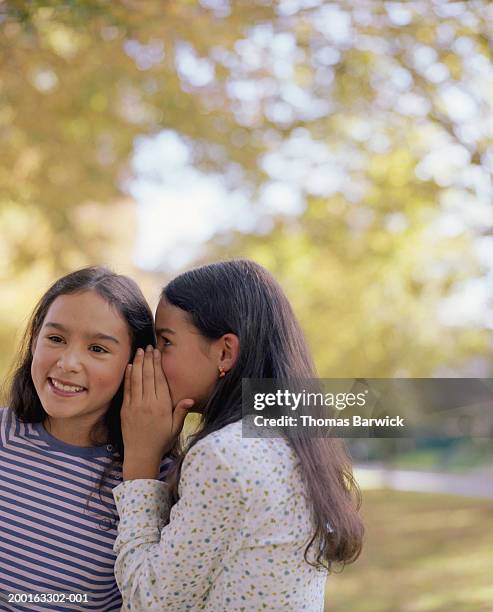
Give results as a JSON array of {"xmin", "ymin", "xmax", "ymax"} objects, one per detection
[{"xmin": 113, "ymin": 420, "xmax": 327, "ymax": 611}]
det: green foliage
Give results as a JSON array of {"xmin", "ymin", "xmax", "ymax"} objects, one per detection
[
  {"xmin": 1, "ymin": 1, "xmax": 492, "ymax": 380},
  {"xmin": 0, "ymin": 0, "xmax": 275, "ymax": 267}
]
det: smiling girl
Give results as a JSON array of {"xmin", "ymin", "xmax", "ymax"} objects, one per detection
[
  {"xmin": 114, "ymin": 259, "xmax": 364, "ymax": 611},
  {"xmin": 0, "ymin": 267, "xmax": 174, "ymax": 611}
]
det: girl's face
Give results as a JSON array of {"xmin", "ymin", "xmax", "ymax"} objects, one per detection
[
  {"xmin": 155, "ymin": 299, "xmax": 220, "ymax": 409},
  {"xmin": 31, "ymin": 290, "xmax": 131, "ymax": 428}
]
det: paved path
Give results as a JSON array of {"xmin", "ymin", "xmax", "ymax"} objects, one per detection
[{"xmin": 354, "ymin": 464, "xmax": 493, "ymax": 500}]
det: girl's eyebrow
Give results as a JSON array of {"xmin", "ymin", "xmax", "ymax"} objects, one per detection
[
  {"xmin": 156, "ymin": 327, "xmax": 175, "ymax": 335},
  {"xmin": 44, "ymin": 322, "xmax": 120, "ymax": 344}
]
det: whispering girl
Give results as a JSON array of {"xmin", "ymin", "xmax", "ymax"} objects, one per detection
[{"xmin": 114, "ymin": 259, "xmax": 364, "ymax": 611}]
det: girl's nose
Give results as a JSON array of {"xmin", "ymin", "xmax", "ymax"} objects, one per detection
[{"xmin": 57, "ymin": 349, "xmax": 83, "ymax": 372}]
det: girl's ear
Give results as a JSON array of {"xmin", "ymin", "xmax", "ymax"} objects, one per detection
[{"xmin": 217, "ymin": 333, "xmax": 240, "ymax": 373}]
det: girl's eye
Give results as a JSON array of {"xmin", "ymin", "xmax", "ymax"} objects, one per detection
[
  {"xmin": 159, "ymin": 336, "xmax": 171, "ymax": 347},
  {"xmin": 90, "ymin": 345, "xmax": 109, "ymax": 354},
  {"xmin": 47, "ymin": 335, "xmax": 64, "ymax": 343}
]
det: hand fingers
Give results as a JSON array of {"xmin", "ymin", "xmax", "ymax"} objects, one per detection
[
  {"xmin": 131, "ymin": 348, "xmax": 144, "ymax": 403},
  {"xmin": 122, "ymin": 364, "xmax": 132, "ymax": 409},
  {"xmin": 171, "ymin": 399, "xmax": 194, "ymax": 437},
  {"xmin": 142, "ymin": 345, "xmax": 156, "ymax": 402}
]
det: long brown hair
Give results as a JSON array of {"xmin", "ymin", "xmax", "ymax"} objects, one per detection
[{"xmin": 163, "ymin": 259, "xmax": 364, "ymax": 571}]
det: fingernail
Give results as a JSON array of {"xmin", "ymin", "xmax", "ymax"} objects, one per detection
[
  {"xmin": 153, "ymin": 348, "xmax": 160, "ymax": 358},
  {"xmin": 137, "ymin": 348, "xmax": 144, "ymax": 356}
]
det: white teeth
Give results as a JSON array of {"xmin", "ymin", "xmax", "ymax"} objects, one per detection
[{"xmin": 51, "ymin": 379, "xmax": 85, "ymax": 393}]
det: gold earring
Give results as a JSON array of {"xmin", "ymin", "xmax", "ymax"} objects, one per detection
[{"xmin": 218, "ymin": 366, "xmax": 226, "ymax": 378}]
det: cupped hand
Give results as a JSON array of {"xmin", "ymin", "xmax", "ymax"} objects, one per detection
[{"xmin": 121, "ymin": 346, "xmax": 194, "ymax": 480}]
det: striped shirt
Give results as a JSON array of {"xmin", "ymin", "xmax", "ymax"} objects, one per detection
[{"xmin": 0, "ymin": 407, "xmax": 171, "ymax": 611}]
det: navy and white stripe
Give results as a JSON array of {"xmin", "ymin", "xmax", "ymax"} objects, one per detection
[{"xmin": 0, "ymin": 407, "xmax": 171, "ymax": 611}]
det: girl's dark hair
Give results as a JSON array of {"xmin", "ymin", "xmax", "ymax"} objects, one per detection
[
  {"xmin": 7, "ymin": 267, "xmax": 156, "ymax": 520},
  {"xmin": 163, "ymin": 259, "xmax": 364, "ymax": 571}
]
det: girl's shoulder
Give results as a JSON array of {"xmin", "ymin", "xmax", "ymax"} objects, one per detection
[
  {"xmin": 0, "ymin": 407, "xmax": 39, "ymax": 453},
  {"xmin": 0, "ymin": 406, "xmax": 14, "ymax": 430},
  {"xmin": 1, "ymin": 407, "xmax": 28, "ymax": 429},
  {"xmin": 186, "ymin": 420, "xmax": 298, "ymax": 477}
]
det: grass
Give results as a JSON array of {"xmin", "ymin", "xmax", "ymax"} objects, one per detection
[{"xmin": 325, "ymin": 490, "xmax": 493, "ymax": 612}]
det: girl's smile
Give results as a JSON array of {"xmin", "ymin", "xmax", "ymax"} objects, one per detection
[{"xmin": 48, "ymin": 376, "xmax": 88, "ymax": 396}]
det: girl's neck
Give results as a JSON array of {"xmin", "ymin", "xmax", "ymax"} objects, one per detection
[{"xmin": 43, "ymin": 416, "xmax": 107, "ymax": 448}]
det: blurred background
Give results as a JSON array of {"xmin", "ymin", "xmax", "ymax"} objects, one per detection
[{"xmin": 1, "ymin": 1, "xmax": 492, "ymax": 610}]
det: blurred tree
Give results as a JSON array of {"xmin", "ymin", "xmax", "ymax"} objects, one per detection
[
  {"xmin": 193, "ymin": 0, "xmax": 493, "ymax": 376},
  {"xmin": 0, "ymin": 0, "xmax": 275, "ymax": 270},
  {"xmin": 1, "ymin": 0, "xmax": 492, "ymax": 381}
]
